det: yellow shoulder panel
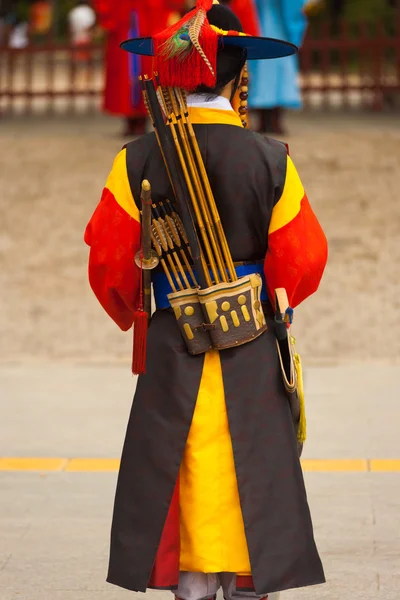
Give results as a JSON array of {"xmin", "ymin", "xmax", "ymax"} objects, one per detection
[
  {"xmin": 269, "ymin": 156, "xmax": 305, "ymax": 234},
  {"xmin": 187, "ymin": 106, "xmax": 243, "ymax": 128},
  {"xmin": 105, "ymin": 148, "xmax": 140, "ymax": 222}
]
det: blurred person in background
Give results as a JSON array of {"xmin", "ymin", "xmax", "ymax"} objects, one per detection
[
  {"xmin": 68, "ymin": 0, "xmax": 96, "ymax": 52},
  {"xmin": 187, "ymin": 0, "xmax": 260, "ymax": 35},
  {"xmin": 94, "ymin": 0, "xmax": 185, "ymax": 136},
  {"xmin": 304, "ymin": 0, "xmax": 326, "ymax": 17},
  {"xmin": 29, "ymin": 0, "xmax": 52, "ymax": 41},
  {"xmin": 0, "ymin": 0, "xmax": 20, "ymax": 46},
  {"xmin": 8, "ymin": 15, "xmax": 29, "ymax": 48},
  {"xmin": 68, "ymin": 0, "xmax": 97, "ymax": 86},
  {"xmin": 218, "ymin": 0, "xmax": 259, "ymax": 36},
  {"xmin": 248, "ymin": 0, "xmax": 309, "ymax": 134}
]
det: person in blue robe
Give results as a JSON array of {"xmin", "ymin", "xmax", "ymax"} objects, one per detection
[{"xmin": 249, "ymin": 0, "xmax": 308, "ymax": 133}]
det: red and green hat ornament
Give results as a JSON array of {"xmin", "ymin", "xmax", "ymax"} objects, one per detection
[{"xmin": 121, "ymin": 0, "xmax": 298, "ymax": 91}]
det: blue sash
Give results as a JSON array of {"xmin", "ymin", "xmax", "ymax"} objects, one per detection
[{"xmin": 153, "ymin": 263, "xmax": 267, "ymax": 310}]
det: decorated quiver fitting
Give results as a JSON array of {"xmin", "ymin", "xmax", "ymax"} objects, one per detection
[
  {"xmin": 167, "ymin": 288, "xmax": 213, "ymax": 355},
  {"xmin": 198, "ymin": 273, "xmax": 267, "ymax": 350}
]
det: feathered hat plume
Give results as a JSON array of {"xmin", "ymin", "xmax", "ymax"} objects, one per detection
[
  {"xmin": 121, "ymin": 0, "xmax": 298, "ymax": 82},
  {"xmin": 153, "ymin": 0, "xmax": 218, "ymax": 90}
]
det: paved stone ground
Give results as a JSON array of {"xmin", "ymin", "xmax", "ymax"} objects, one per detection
[
  {"xmin": 1, "ymin": 364, "xmax": 400, "ymax": 600},
  {"xmin": 1, "ymin": 108, "xmax": 400, "ymax": 599},
  {"xmin": 1, "ymin": 111, "xmax": 400, "ymax": 364}
]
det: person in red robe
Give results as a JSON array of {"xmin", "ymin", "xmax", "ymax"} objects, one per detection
[
  {"xmin": 94, "ymin": 0, "xmax": 184, "ymax": 135},
  {"xmin": 186, "ymin": 0, "xmax": 259, "ymax": 36},
  {"xmin": 224, "ymin": 0, "xmax": 260, "ymax": 36}
]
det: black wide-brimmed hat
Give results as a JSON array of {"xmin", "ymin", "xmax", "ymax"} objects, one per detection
[{"xmin": 120, "ymin": 0, "xmax": 297, "ymax": 90}]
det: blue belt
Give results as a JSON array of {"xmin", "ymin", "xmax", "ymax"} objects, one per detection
[{"xmin": 153, "ymin": 263, "xmax": 267, "ymax": 310}]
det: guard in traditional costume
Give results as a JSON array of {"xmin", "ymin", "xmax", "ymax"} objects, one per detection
[{"xmin": 84, "ymin": 1, "xmax": 328, "ymax": 598}]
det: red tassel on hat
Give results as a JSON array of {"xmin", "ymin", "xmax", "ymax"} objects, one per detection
[
  {"xmin": 196, "ymin": 0, "xmax": 214, "ymax": 10},
  {"xmin": 132, "ymin": 251, "xmax": 148, "ymax": 376},
  {"xmin": 153, "ymin": 0, "xmax": 218, "ymax": 91}
]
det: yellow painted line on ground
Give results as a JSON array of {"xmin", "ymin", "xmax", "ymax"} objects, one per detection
[
  {"xmin": 0, "ymin": 457, "xmax": 66, "ymax": 471},
  {"xmin": 1, "ymin": 458, "xmax": 400, "ymax": 473},
  {"xmin": 369, "ymin": 459, "xmax": 400, "ymax": 472},
  {"xmin": 65, "ymin": 458, "xmax": 120, "ymax": 472},
  {"xmin": 301, "ymin": 459, "xmax": 369, "ymax": 472}
]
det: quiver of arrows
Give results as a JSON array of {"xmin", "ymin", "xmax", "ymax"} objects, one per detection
[
  {"xmin": 150, "ymin": 198, "xmax": 212, "ymax": 354},
  {"xmin": 141, "ymin": 76, "xmax": 268, "ymax": 355},
  {"xmin": 151, "ymin": 196, "xmax": 267, "ymax": 355}
]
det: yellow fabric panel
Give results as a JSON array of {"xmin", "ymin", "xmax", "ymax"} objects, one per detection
[
  {"xmin": 187, "ymin": 106, "xmax": 243, "ymax": 128},
  {"xmin": 269, "ymin": 155, "xmax": 305, "ymax": 234},
  {"xmin": 105, "ymin": 149, "xmax": 140, "ymax": 222},
  {"xmin": 180, "ymin": 349, "xmax": 251, "ymax": 574}
]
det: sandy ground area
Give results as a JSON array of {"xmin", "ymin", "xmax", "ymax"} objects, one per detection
[{"xmin": 0, "ymin": 111, "xmax": 399, "ymax": 365}]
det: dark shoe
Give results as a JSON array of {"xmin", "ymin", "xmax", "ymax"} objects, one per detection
[
  {"xmin": 255, "ymin": 109, "xmax": 273, "ymax": 133},
  {"xmin": 270, "ymin": 107, "xmax": 286, "ymax": 135},
  {"xmin": 257, "ymin": 108, "xmax": 286, "ymax": 135},
  {"xmin": 123, "ymin": 117, "xmax": 147, "ymax": 137}
]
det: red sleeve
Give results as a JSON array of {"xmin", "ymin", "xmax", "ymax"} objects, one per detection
[
  {"xmin": 84, "ymin": 149, "xmax": 142, "ymax": 330},
  {"xmin": 264, "ymin": 155, "xmax": 328, "ymax": 308}
]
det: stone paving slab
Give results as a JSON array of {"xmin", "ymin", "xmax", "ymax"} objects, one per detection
[
  {"xmin": 0, "ymin": 365, "xmax": 133, "ymax": 458},
  {"xmin": 1, "ymin": 364, "xmax": 400, "ymax": 459},
  {"xmin": 0, "ymin": 364, "xmax": 400, "ymax": 599},
  {"xmin": 0, "ymin": 472, "xmax": 399, "ymax": 599}
]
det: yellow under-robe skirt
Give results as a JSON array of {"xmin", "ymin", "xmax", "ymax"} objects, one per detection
[{"xmin": 179, "ymin": 349, "xmax": 252, "ymax": 574}]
